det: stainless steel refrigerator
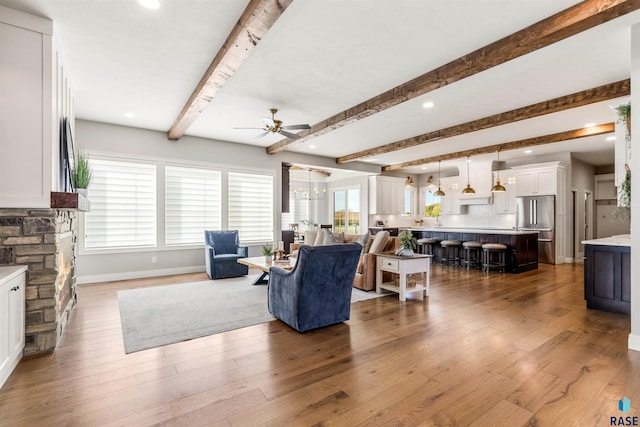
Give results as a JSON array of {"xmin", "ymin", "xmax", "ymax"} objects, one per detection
[{"xmin": 515, "ymin": 195, "xmax": 555, "ymax": 264}]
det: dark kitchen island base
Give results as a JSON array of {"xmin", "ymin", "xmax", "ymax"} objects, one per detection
[
  {"xmin": 410, "ymin": 228, "xmax": 538, "ymax": 273},
  {"xmin": 583, "ymin": 241, "xmax": 631, "ymax": 315}
]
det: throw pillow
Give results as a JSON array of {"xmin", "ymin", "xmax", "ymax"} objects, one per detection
[
  {"xmin": 354, "ymin": 233, "xmax": 368, "ymax": 252},
  {"xmin": 323, "ymin": 230, "xmax": 345, "ymax": 245},
  {"xmin": 368, "ymin": 230, "xmax": 390, "ymax": 253},
  {"xmin": 304, "ymin": 230, "xmax": 317, "ymax": 245},
  {"xmin": 313, "ymin": 229, "xmax": 326, "ymax": 246},
  {"xmin": 363, "ymin": 233, "xmax": 374, "ymax": 253}
]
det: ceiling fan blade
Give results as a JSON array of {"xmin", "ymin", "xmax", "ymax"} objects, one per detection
[
  {"xmin": 282, "ymin": 124, "xmax": 311, "ymax": 130},
  {"xmin": 279, "ymin": 130, "xmax": 300, "ymax": 140},
  {"xmin": 254, "ymin": 131, "xmax": 270, "ymax": 139}
]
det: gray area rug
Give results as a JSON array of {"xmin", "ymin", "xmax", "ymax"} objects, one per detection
[{"xmin": 118, "ymin": 276, "xmax": 387, "ymax": 353}]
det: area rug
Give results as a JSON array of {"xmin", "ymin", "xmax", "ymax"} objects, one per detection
[{"xmin": 117, "ymin": 276, "xmax": 387, "ymax": 353}]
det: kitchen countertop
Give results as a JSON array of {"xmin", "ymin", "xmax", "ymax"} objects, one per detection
[
  {"xmin": 409, "ymin": 227, "xmax": 539, "ymax": 235},
  {"xmin": 582, "ymin": 234, "xmax": 631, "ymax": 247}
]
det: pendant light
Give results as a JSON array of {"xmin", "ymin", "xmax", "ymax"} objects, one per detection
[
  {"xmin": 434, "ymin": 160, "xmax": 445, "ymax": 196},
  {"xmin": 491, "ymin": 149, "xmax": 506, "ymax": 193},
  {"xmin": 462, "ymin": 156, "xmax": 476, "ymax": 194}
]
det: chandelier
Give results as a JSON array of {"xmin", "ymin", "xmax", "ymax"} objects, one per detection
[{"xmin": 294, "ymin": 170, "xmax": 326, "ymax": 200}]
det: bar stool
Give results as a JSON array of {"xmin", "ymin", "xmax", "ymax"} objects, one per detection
[
  {"xmin": 417, "ymin": 238, "xmax": 438, "ymax": 256},
  {"xmin": 440, "ymin": 240, "xmax": 461, "ymax": 267},
  {"xmin": 461, "ymin": 241, "xmax": 483, "ymax": 270},
  {"xmin": 481, "ymin": 243, "xmax": 507, "ymax": 273}
]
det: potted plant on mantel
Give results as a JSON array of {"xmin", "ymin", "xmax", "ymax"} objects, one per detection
[
  {"xmin": 71, "ymin": 151, "xmax": 93, "ymax": 197},
  {"xmin": 396, "ymin": 230, "xmax": 417, "ymax": 256},
  {"xmin": 262, "ymin": 244, "xmax": 274, "ymax": 263}
]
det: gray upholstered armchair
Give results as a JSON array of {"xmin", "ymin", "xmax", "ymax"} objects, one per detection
[
  {"xmin": 268, "ymin": 242, "xmax": 361, "ymax": 332},
  {"xmin": 204, "ymin": 230, "xmax": 249, "ymax": 280}
]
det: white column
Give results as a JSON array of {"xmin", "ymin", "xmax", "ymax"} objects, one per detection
[{"xmin": 629, "ymin": 23, "xmax": 640, "ymax": 351}]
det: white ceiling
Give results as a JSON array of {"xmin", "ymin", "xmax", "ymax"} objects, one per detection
[{"xmin": 1, "ymin": 0, "xmax": 637, "ymax": 176}]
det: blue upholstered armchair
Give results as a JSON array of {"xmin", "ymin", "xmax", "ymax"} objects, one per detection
[
  {"xmin": 268, "ymin": 242, "xmax": 361, "ymax": 332},
  {"xmin": 204, "ymin": 230, "xmax": 249, "ymax": 280}
]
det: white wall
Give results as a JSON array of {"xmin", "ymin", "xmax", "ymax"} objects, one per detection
[
  {"xmin": 629, "ymin": 22, "xmax": 640, "ymax": 352},
  {"xmin": 75, "ymin": 120, "xmax": 379, "ymax": 283}
]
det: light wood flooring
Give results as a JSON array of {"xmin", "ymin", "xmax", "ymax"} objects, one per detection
[{"xmin": 1, "ymin": 264, "xmax": 639, "ymax": 426}]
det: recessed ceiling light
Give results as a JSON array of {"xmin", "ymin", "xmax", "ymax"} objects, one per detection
[
  {"xmin": 606, "ymin": 136, "xmax": 616, "ymax": 141},
  {"xmin": 421, "ymin": 166, "xmax": 427, "ymax": 170},
  {"xmin": 422, "ymin": 101, "xmax": 434, "ymax": 109},
  {"xmin": 124, "ymin": 112, "xmax": 135, "ymax": 119},
  {"xmin": 524, "ymin": 149, "xmax": 532, "ymax": 154},
  {"xmin": 364, "ymin": 158, "xmax": 379, "ymax": 162},
  {"xmin": 139, "ymin": 0, "xmax": 160, "ymax": 9},
  {"xmin": 584, "ymin": 122, "xmax": 596, "ymax": 128},
  {"xmin": 309, "ymin": 145, "xmax": 316, "ymax": 149}
]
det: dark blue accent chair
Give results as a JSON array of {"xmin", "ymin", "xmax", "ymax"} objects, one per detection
[
  {"xmin": 268, "ymin": 242, "xmax": 361, "ymax": 332},
  {"xmin": 204, "ymin": 230, "xmax": 249, "ymax": 280}
]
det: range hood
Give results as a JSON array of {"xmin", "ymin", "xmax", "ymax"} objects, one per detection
[
  {"xmin": 456, "ymin": 160, "xmax": 495, "ymax": 205},
  {"xmin": 459, "ymin": 192, "xmax": 494, "ymax": 205}
]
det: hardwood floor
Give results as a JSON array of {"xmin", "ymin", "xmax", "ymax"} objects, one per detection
[{"xmin": 1, "ymin": 264, "xmax": 638, "ymax": 426}]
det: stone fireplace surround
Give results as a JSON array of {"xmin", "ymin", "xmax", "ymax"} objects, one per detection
[{"xmin": 0, "ymin": 208, "xmax": 78, "ymax": 356}]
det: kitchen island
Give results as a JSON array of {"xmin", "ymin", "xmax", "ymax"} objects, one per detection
[
  {"xmin": 582, "ymin": 235, "xmax": 630, "ymax": 315},
  {"xmin": 410, "ymin": 227, "xmax": 539, "ymax": 273}
]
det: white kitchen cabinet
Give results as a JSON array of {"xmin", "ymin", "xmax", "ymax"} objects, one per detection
[
  {"xmin": 369, "ymin": 176, "xmax": 405, "ymax": 215},
  {"xmin": 439, "ymin": 177, "xmax": 463, "ymax": 215},
  {"xmin": 493, "ymin": 171, "xmax": 517, "ymax": 213},
  {"xmin": 0, "ymin": 7, "xmax": 54, "ymax": 208},
  {"xmin": 0, "ymin": 266, "xmax": 27, "ymax": 390},
  {"xmin": 595, "ymin": 174, "xmax": 617, "ymax": 200},
  {"xmin": 514, "ymin": 164, "xmax": 560, "ymax": 196}
]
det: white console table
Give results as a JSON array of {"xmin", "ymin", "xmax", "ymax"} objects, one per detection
[
  {"xmin": 375, "ymin": 253, "xmax": 431, "ymax": 301},
  {"xmin": 0, "ymin": 266, "xmax": 26, "ymax": 389}
]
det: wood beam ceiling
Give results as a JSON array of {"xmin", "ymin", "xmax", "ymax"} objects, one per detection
[
  {"xmin": 167, "ymin": 0, "xmax": 293, "ymax": 140},
  {"xmin": 337, "ymin": 80, "xmax": 629, "ymax": 164},
  {"xmin": 381, "ymin": 123, "xmax": 615, "ymax": 172},
  {"xmin": 266, "ymin": 0, "xmax": 640, "ymax": 154}
]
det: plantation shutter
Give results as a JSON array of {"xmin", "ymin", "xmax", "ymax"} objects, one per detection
[{"xmin": 228, "ymin": 171, "xmax": 273, "ymax": 242}]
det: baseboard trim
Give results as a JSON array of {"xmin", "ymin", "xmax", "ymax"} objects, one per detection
[
  {"xmin": 77, "ymin": 265, "xmax": 205, "ymax": 285},
  {"xmin": 628, "ymin": 333, "xmax": 640, "ymax": 352}
]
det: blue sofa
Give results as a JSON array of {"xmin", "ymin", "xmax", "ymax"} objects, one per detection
[
  {"xmin": 267, "ymin": 242, "xmax": 361, "ymax": 332},
  {"xmin": 204, "ymin": 230, "xmax": 249, "ymax": 280}
]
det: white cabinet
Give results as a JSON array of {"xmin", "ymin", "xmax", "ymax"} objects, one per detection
[
  {"xmin": 0, "ymin": 266, "xmax": 26, "ymax": 390},
  {"xmin": 493, "ymin": 171, "xmax": 517, "ymax": 213},
  {"xmin": 369, "ymin": 176, "xmax": 405, "ymax": 215},
  {"xmin": 515, "ymin": 166, "xmax": 556, "ymax": 196},
  {"xmin": 0, "ymin": 7, "xmax": 54, "ymax": 208},
  {"xmin": 439, "ymin": 177, "xmax": 463, "ymax": 215},
  {"xmin": 595, "ymin": 174, "xmax": 617, "ymax": 200}
]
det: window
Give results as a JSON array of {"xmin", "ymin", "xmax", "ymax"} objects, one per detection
[
  {"xmin": 403, "ymin": 188, "xmax": 416, "ymax": 216},
  {"xmin": 228, "ymin": 171, "xmax": 274, "ymax": 242},
  {"xmin": 85, "ymin": 158, "xmax": 157, "ymax": 250},
  {"xmin": 165, "ymin": 165, "xmax": 222, "ymax": 245},
  {"xmin": 281, "ymin": 189, "xmax": 309, "ymax": 229},
  {"xmin": 333, "ymin": 188, "xmax": 360, "ymax": 234},
  {"xmin": 423, "ymin": 190, "xmax": 441, "ymax": 217}
]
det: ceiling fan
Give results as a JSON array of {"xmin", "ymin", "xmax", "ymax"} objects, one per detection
[{"xmin": 235, "ymin": 108, "xmax": 310, "ymax": 140}]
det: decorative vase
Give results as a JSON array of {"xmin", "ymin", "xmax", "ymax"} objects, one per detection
[
  {"xmin": 396, "ymin": 247, "xmax": 414, "ymax": 257},
  {"xmin": 265, "ymin": 255, "xmax": 272, "ymax": 264},
  {"xmin": 75, "ymin": 188, "xmax": 88, "ymax": 198}
]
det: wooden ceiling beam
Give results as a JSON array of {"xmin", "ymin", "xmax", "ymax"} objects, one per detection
[
  {"xmin": 266, "ymin": 0, "xmax": 640, "ymax": 154},
  {"xmin": 381, "ymin": 123, "xmax": 615, "ymax": 172},
  {"xmin": 337, "ymin": 79, "xmax": 629, "ymax": 163},
  {"xmin": 167, "ymin": 0, "xmax": 293, "ymax": 140}
]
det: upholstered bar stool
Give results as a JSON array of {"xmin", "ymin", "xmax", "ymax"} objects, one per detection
[
  {"xmin": 440, "ymin": 240, "xmax": 461, "ymax": 267},
  {"xmin": 461, "ymin": 241, "xmax": 483, "ymax": 270},
  {"xmin": 481, "ymin": 243, "xmax": 507, "ymax": 273},
  {"xmin": 417, "ymin": 238, "xmax": 438, "ymax": 256}
]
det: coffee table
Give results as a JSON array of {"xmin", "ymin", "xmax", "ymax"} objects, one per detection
[{"xmin": 237, "ymin": 256, "xmax": 295, "ymax": 285}]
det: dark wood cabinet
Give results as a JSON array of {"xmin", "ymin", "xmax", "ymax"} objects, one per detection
[
  {"xmin": 584, "ymin": 244, "xmax": 630, "ymax": 315},
  {"xmin": 410, "ymin": 229, "xmax": 537, "ymax": 273}
]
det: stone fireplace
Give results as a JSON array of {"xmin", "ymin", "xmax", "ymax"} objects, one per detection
[{"xmin": 0, "ymin": 209, "xmax": 78, "ymax": 355}]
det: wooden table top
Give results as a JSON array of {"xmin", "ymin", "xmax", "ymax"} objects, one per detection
[{"xmin": 237, "ymin": 256, "xmax": 295, "ymax": 273}]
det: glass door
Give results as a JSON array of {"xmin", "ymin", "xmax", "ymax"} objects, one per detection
[{"xmin": 333, "ymin": 188, "xmax": 360, "ymax": 234}]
